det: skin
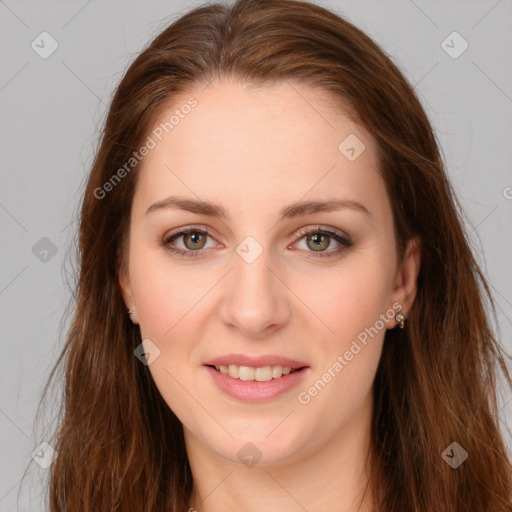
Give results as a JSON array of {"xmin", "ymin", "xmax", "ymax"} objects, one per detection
[{"xmin": 119, "ymin": 77, "xmax": 420, "ymax": 512}]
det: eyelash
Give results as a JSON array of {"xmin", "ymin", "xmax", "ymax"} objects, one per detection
[{"xmin": 160, "ymin": 225, "xmax": 353, "ymax": 259}]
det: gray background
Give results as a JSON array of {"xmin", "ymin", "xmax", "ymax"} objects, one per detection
[{"xmin": 1, "ymin": 0, "xmax": 511, "ymax": 509}]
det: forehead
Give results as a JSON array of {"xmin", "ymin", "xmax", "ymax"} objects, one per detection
[{"xmin": 133, "ymin": 78, "xmax": 388, "ymax": 218}]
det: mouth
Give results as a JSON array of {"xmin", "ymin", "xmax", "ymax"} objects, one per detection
[
  {"xmin": 206, "ymin": 364, "xmax": 307, "ymax": 382},
  {"xmin": 204, "ymin": 362, "xmax": 310, "ymax": 402}
]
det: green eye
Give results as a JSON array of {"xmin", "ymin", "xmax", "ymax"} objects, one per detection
[
  {"xmin": 295, "ymin": 227, "xmax": 353, "ymax": 258},
  {"xmin": 162, "ymin": 225, "xmax": 353, "ymax": 259}
]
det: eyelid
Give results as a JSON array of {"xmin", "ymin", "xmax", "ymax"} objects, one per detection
[
  {"xmin": 163, "ymin": 224, "xmax": 217, "ymax": 241},
  {"xmin": 294, "ymin": 225, "xmax": 350, "ymax": 243}
]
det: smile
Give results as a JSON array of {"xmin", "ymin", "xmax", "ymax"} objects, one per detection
[{"xmin": 204, "ymin": 364, "xmax": 309, "ymax": 402}]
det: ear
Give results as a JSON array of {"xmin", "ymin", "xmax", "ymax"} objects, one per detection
[
  {"xmin": 118, "ymin": 258, "xmax": 140, "ymax": 325},
  {"xmin": 391, "ymin": 236, "xmax": 421, "ymax": 324}
]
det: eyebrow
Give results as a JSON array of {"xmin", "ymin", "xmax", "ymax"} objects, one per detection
[{"xmin": 145, "ymin": 195, "xmax": 370, "ymax": 221}]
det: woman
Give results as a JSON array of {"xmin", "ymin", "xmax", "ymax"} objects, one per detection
[{"xmin": 41, "ymin": 0, "xmax": 512, "ymax": 510}]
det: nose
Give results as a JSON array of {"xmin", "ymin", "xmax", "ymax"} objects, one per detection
[{"xmin": 219, "ymin": 244, "xmax": 291, "ymax": 338}]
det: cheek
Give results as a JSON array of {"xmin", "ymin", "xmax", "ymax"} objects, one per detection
[
  {"xmin": 128, "ymin": 248, "xmax": 217, "ymax": 401},
  {"xmin": 300, "ymin": 250, "xmax": 394, "ymax": 345},
  {"xmin": 129, "ymin": 251, "xmax": 212, "ymax": 427},
  {"xmin": 130, "ymin": 246, "xmax": 210, "ymax": 340},
  {"xmin": 292, "ymin": 251, "xmax": 392, "ymax": 416}
]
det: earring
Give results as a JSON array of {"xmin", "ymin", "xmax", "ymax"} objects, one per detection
[
  {"xmin": 127, "ymin": 308, "xmax": 139, "ymax": 325},
  {"xmin": 395, "ymin": 310, "xmax": 405, "ymax": 329}
]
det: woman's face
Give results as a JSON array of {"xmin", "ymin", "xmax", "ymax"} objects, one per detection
[{"xmin": 119, "ymin": 78, "xmax": 418, "ymax": 467}]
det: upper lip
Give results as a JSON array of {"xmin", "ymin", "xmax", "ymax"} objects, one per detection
[{"xmin": 204, "ymin": 354, "xmax": 309, "ymax": 369}]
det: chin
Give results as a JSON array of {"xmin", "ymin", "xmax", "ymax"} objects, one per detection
[{"xmin": 196, "ymin": 419, "xmax": 310, "ymax": 467}]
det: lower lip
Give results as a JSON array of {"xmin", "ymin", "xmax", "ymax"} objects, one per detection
[{"xmin": 204, "ymin": 366, "xmax": 310, "ymax": 402}]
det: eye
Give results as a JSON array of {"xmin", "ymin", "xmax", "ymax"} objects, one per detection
[
  {"xmin": 292, "ymin": 226, "xmax": 353, "ymax": 258},
  {"xmin": 161, "ymin": 226, "xmax": 217, "ymax": 258}
]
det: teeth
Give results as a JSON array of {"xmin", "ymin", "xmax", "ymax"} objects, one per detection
[
  {"xmin": 272, "ymin": 366, "xmax": 283, "ymax": 379},
  {"xmin": 228, "ymin": 364, "xmax": 239, "ymax": 378},
  {"xmin": 212, "ymin": 364, "xmax": 299, "ymax": 381},
  {"xmin": 239, "ymin": 366, "xmax": 255, "ymax": 380}
]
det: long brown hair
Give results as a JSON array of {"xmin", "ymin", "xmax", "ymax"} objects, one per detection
[{"xmin": 37, "ymin": 0, "xmax": 512, "ymax": 510}]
